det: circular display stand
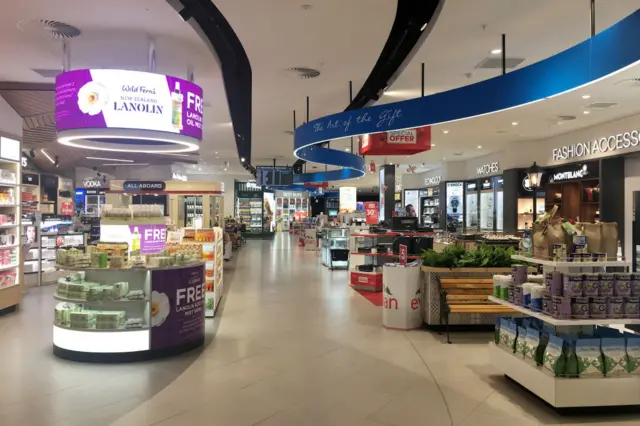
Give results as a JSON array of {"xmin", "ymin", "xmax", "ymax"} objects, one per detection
[{"xmin": 52, "ymin": 262, "xmax": 206, "ymax": 363}]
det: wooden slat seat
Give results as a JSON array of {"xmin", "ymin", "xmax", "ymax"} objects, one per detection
[{"xmin": 439, "ymin": 276, "xmax": 516, "ymax": 343}]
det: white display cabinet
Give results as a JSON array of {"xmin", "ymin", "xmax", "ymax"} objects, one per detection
[{"xmin": 489, "ymin": 255, "xmax": 640, "ymax": 408}]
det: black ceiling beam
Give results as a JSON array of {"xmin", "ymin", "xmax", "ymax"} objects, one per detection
[
  {"xmin": 293, "ymin": 0, "xmax": 443, "ymax": 171},
  {"xmin": 170, "ymin": 0, "xmax": 252, "ymax": 168}
]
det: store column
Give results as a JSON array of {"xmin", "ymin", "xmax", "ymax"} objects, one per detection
[
  {"xmin": 379, "ymin": 165, "xmax": 396, "ymax": 222},
  {"xmin": 600, "ymin": 157, "xmax": 625, "ymax": 254}
]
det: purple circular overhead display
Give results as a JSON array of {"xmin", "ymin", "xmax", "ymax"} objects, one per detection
[{"xmin": 55, "ymin": 69, "xmax": 203, "ymax": 153}]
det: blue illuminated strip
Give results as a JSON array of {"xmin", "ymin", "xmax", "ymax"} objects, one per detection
[{"xmin": 293, "ymin": 8, "xmax": 640, "ymax": 184}]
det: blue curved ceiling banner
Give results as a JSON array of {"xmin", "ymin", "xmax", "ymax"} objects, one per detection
[{"xmin": 294, "ymin": 8, "xmax": 640, "ymax": 182}]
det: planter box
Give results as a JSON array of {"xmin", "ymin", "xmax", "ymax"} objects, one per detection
[{"xmin": 421, "ymin": 266, "xmax": 536, "ymax": 325}]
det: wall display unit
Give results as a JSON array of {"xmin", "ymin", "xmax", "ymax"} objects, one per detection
[
  {"xmin": 0, "ymin": 137, "xmax": 21, "ymax": 313},
  {"xmin": 463, "ymin": 176, "xmax": 504, "ymax": 232},
  {"xmin": 234, "ymin": 180, "xmax": 273, "ymax": 239},
  {"xmin": 516, "ymin": 170, "xmax": 546, "ymax": 230},
  {"xmin": 465, "ymin": 181, "xmax": 479, "ymax": 229},
  {"xmin": 275, "ymin": 191, "xmax": 309, "ymax": 231},
  {"xmin": 419, "ymin": 186, "xmax": 439, "ymax": 228},
  {"xmin": 543, "ymin": 161, "xmax": 600, "ymax": 223},
  {"xmin": 445, "ymin": 181, "xmax": 464, "ymax": 233}
]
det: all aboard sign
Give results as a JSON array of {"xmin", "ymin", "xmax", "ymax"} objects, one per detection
[{"xmin": 359, "ymin": 126, "xmax": 431, "ymax": 156}]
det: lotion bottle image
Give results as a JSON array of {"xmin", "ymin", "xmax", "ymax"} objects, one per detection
[
  {"xmin": 132, "ymin": 226, "xmax": 141, "ymax": 254},
  {"xmin": 171, "ymin": 82, "xmax": 183, "ymax": 130}
]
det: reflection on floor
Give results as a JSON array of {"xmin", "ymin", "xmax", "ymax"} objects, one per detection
[{"xmin": 1, "ymin": 234, "xmax": 639, "ymax": 425}]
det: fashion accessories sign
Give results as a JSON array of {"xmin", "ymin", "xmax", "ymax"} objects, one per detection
[
  {"xmin": 56, "ymin": 69, "xmax": 203, "ymax": 140},
  {"xmin": 552, "ymin": 130, "xmax": 640, "ymax": 161}
]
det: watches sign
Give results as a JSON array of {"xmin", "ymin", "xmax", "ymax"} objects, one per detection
[{"xmin": 477, "ymin": 162, "xmax": 500, "ymax": 175}]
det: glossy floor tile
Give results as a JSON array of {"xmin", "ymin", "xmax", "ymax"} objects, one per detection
[{"xmin": 1, "ymin": 234, "xmax": 638, "ymax": 425}]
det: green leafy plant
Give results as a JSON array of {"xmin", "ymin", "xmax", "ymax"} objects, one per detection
[{"xmin": 422, "ymin": 244, "xmax": 519, "ymax": 268}]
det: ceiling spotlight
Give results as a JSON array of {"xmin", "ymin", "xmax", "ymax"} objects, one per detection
[
  {"xmin": 583, "ymin": 110, "xmax": 590, "ymax": 115},
  {"xmin": 512, "ymin": 122, "xmax": 518, "ymax": 126},
  {"xmin": 240, "ymin": 157, "xmax": 245, "ymax": 162},
  {"xmin": 29, "ymin": 149, "xmax": 35, "ymax": 158},
  {"xmin": 198, "ymin": 167, "xmax": 202, "ymax": 171},
  {"xmin": 54, "ymin": 156, "xmax": 59, "ymax": 167},
  {"xmin": 477, "ymin": 145, "xmax": 482, "ymax": 149},
  {"xmin": 224, "ymin": 168, "xmax": 228, "ymax": 171},
  {"xmin": 443, "ymin": 130, "xmax": 449, "ymax": 134},
  {"xmin": 345, "ymin": 148, "xmax": 350, "ymax": 151},
  {"xmin": 215, "ymin": 151, "xmax": 218, "ymax": 154},
  {"xmin": 491, "ymin": 48, "xmax": 502, "ymax": 55},
  {"xmin": 582, "ymin": 94, "xmax": 591, "ymax": 99},
  {"xmin": 442, "ymin": 157, "xmax": 447, "ymax": 160}
]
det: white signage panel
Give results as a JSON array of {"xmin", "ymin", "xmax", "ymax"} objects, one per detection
[{"xmin": 339, "ymin": 186, "xmax": 357, "ymax": 213}]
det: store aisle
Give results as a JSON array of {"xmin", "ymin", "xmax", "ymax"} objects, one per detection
[{"xmin": 1, "ymin": 234, "xmax": 639, "ymax": 426}]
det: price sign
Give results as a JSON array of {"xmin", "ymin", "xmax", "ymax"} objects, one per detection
[
  {"xmin": 399, "ymin": 244, "xmax": 408, "ymax": 266},
  {"xmin": 364, "ymin": 202, "xmax": 379, "ymax": 225}
]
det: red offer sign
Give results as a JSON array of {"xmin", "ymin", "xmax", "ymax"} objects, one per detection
[
  {"xmin": 399, "ymin": 244, "xmax": 408, "ymax": 266},
  {"xmin": 364, "ymin": 202, "xmax": 379, "ymax": 225}
]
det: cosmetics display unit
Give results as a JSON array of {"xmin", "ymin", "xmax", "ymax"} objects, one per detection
[
  {"xmin": 0, "ymin": 139, "xmax": 21, "ymax": 313},
  {"xmin": 419, "ymin": 187, "xmax": 439, "ymax": 228},
  {"xmin": 275, "ymin": 192, "xmax": 309, "ymax": 231},
  {"xmin": 52, "ymin": 214, "xmax": 207, "ymax": 362},
  {"xmin": 489, "ymin": 257, "xmax": 640, "ymax": 408}
]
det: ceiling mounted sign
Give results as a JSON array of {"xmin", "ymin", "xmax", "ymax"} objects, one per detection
[
  {"xmin": 358, "ymin": 126, "xmax": 431, "ymax": 156},
  {"xmin": 55, "ymin": 69, "xmax": 203, "ymax": 153},
  {"xmin": 122, "ymin": 181, "xmax": 166, "ymax": 192},
  {"xmin": 294, "ymin": 10, "xmax": 640, "ymax": 158}
]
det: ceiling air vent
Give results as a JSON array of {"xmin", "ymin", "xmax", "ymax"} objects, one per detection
[
  {"xmin": 615, "ymin": 78, "xmax": 640, "ymax": 87},
  {"xmin": 475, "ymin": 57, "xmax": 525, "ymax": 70},
  {"xmin": 31, "ymin": 68, "xmax": 61, "ymax": 78},
  {"xmin": 17, "ymin": 20, "xmax": 81, "ymax": 39},
  {"xmin": 452, "ymin": 152, "xmax": 464, "ymax": 156},
  {"xmin": 586, "ymin": 102, "xmax": 617, "ymax": 110},
  {"xmin": 287, "ymin": 67, "xmax": 321, "ymax": 79},
  {"xmin": 556, "ymin": 115, "xmax": 577, "ymax": 121},
  {"xmin": 284, "ymin": 130, "xmax": 294, "ymax": 136}
]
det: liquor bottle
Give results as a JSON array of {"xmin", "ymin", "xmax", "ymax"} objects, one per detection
[{"xmin": 171, "ymin": 82, "xmax": 183, "ymax": 130}]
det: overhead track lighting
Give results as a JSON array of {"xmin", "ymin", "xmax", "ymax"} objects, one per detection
[
  {"xmin": 40, "ymin": 149, "xmax": 55, "ymax": 164},
  {"xmin": 86, "ymin": 157, "xmax": 133, "ymax": 163}
]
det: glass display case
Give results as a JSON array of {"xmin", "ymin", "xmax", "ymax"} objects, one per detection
[
  {"xmin": 320, "ymin": 228, "xmax": 350, "ymax": 269},
  {"xmin": 445, "ymin": 182, "xmax": 464, "ymax": 233}
]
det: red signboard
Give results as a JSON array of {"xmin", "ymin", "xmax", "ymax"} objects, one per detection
[
  {"xmin": 304, "ymin": 182, "xmax": 329, "ymax": 188},
  {"xmin": 364, "ymin": 202, "xmax": 379, "ymax": 225},
  {"xmin": 60, "ymin": 201, "xmax": 74, "ymax": 216},
  {"xmin": 358, "ymin": 125, "xmax": 431, "ymax": 156},
  {"xmin": 399, "ymin": 244, "xmax": 408, "ymax": 266}
]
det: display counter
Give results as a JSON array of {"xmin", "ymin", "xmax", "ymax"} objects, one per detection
[
  {"xmin": 53, "ymin": 262, "xmax": 205, "ymax": 362},
  {"xmin": 320, "ymin": 228, "xmax": 349, "ymax": 269}
]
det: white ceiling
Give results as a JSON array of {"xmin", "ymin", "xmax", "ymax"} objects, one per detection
[{"xmin": 1, "ymin": 0, "xmax": 640, "ymax": 185}]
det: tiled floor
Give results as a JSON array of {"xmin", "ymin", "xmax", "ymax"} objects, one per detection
[{"xmin": 1, "ymin": 235, "xmax": 640, "ymax": 425}]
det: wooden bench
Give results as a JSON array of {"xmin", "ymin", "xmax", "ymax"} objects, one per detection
[{"xmin": 439, "ymin": 277, "xmax": 515, "ymax": 343}]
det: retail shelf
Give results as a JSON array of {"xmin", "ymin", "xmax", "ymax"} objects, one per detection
[
  {"xmin": 489, "ymin": 342, "xmax": 640, "ymax": 407},
  {"xmin": 487, "ymin": 296, "xmax": 640, "ymax": 326},
  {"xmin": 351, "ymin": 232, "xmax": 435, "ymax": 237},
  {"xmin": 53, "ymin": 324, "xmax": 149, "ymax": 333},
  {"xmin": 0, "ymin": 182, "xmax": 18, "ymax": 188},
  {"xmin": 0, "ymin": 204, "xmax": 18, "ymax": 208},
  {"xmin": 350, "ymin": 252, "xmax": 422, "ymax": 259},
  {"xmin": 54, "ymin": 293, "xmax": 148, "ymax": 303},
  {"xmin": 511, "ymin": 254, "xmax": 631, "ymax": 268},
  {"xmin": 0, "ymin": 244, "xmax": 19, "ymax": 250},
  {"xmin": 56, "ymin": 261, "xmax": 205, "ymax": 272},
  {"xmin": 0, "ymin": 283, "xmax": 19, "ymax": 291},
  {"xmin": 0, "ymin": 224, "xmax": 17, "ymax": 228},
  {"xmin": 0, "ymin": 264, "xmax": 17, "ymax": 271}
]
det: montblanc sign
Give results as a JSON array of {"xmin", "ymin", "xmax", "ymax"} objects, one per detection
[{"xmin": 552, "ymin": 130, "xmax": 640, "ymax": 161}]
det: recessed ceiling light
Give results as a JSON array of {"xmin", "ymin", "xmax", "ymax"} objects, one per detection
[
  {"xmin": 582, "ymin": 94, "xmax": 591, "ymax": 99},
  {"xmin": 583, "ymin": 110, "xmax": 590, "ymax": 115},
  {"xmin": 477, "ymin": 145, "xmax": 482, "ymax": 149},
  {"xmin": 198, "ymin": 167, "xmax": 202, "ymax": 171},
  {"xmin": 215, "ymin": 151, "xmax": 218, "ymax": 154},
  {"xmin": 443, "ymin": 130, "xmax": 449, "ymax": 134},
  {"xmin": 491, "ymin": 48, "xmax": 502, "ymax": 55},
  {"xmin": 512, "ymin": 122, "xmax": 518, "ymax": 126},
  {"xmin": 240, "ymin": 157, "xmax": 245, "ymax": 162},
  {"xmin": 345, "ymin": 148, "xmax": 350, "ymax": 151},
  {"xmin": 442, "ymin": 157, "xmax": 446, "ymax": 160},
  {"xmin": 224, "ymin": 168, "xmax": 227, "ymax": 171},
  {"xmin": 216, "ymin": 156, "xmax": 219, "ymax": 159},
  {"xmin": 431, "ymin": 143, "xmax": 436, "ymax": 147}
]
